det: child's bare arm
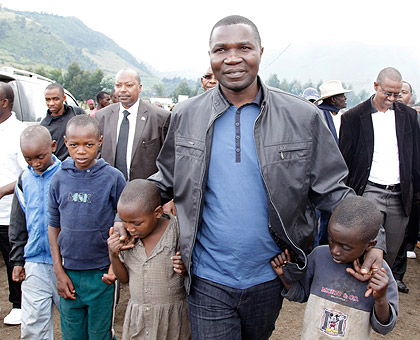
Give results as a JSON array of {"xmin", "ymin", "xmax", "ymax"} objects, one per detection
[
  {"xmin": 369, "ymin": 268, "xmax": 391, "ymax": 325},
  {"xmin": 107, "ymin": 227, "xmax": 129, "ymax": 283},
  {"xmin": 270, "ymin": 249, "xmax": 291, "ymax": 291},
  {"xmin": 48, "ymin": 226, "xmax": 76, "ymax": 300},
  {"xmin": 171, "ymin": 251, "xmax": 186, "ymax": 276}
]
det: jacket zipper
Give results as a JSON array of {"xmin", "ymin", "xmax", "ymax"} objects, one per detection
[
  {"xmin": 254, "ymin": 103, "xmax": 307, "ymax": 269},
  {"xmin": 186, "ymin": 105, "xmax": 228, "ymax": 290}
]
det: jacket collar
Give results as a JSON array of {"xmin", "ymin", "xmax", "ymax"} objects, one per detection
[
  {"xmin": 317, "ymin": 101, "xmax": 340, "ymax": 113},
  {"xmin": 44, "ymin": 104, "xmax": 71, "ymax": 124}
]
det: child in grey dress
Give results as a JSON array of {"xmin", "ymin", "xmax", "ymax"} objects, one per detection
[{"xmin": 108, "ymin": 179, "xmax": 191, "ymax": 340}]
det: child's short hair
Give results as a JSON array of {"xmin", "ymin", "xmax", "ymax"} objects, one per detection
[
  {"xmin": 65, "ymin": 114, "xmax": 101, "ymax": 139},
  {"xmin": 118, "ymin": 179, "xmax": 161, "ymax": 213},
  {"xmin": 329, "ymin": 196, "xmax": 382, "ymax": 243},
  {"xmin": 20, "ymin": 125, "xmax": 52, "ymax": 146}
]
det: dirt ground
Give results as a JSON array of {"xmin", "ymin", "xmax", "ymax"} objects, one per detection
[{"xmin": 0, "ymin": 247, "xmax": 419, "ymax": 340}]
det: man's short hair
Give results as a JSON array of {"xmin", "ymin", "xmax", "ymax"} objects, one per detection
[
  {"xmin": 209, "ymin": 15, "xmax": 261, "ymax": 47},
  {"xmin": 118, "ymin": 179, "xmax": 161, "ymax": 213},
  {"xmin": 45, "ymin": 83, "xmax": 65, "ymax": 96},
  {"xmin": 403, "ymin": 81, "xmax": 413, "ymax": 94},
  {"xmin": 115, "ymin": 68, "xmax": 141, "ymax": 85},
  {"xmin": 376, "ymin": 67, "xmax": 402, "ymax": 84},
  {"xmin": 65, "ymin": 114, "xmax": 101, "ymax": 139},
  {"xmin": 0, "ymin": 82, "xmax": 15, "ymax": 107},
  {"xmin": 329, "ymin": 196, "xmax": 382, "ymax": 243},
  {"xmin": 96, "ymin": 91, "xmax": 110, "ymax": 102}
]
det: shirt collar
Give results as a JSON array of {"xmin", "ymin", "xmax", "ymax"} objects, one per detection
[
  {"xmin": 370, "ymin": 94, "xmax": 395, "ymax": 113},
  {"xmin": 222, "ymin": 87, "xmax": 263, "ymax": 109},
  {"xmin": 119, "ymin": 99, "xmax": 140, "ymax": 117},
  {"xmin": 44, "ymin": 104, "xmax": 70, "ymax": 124}
]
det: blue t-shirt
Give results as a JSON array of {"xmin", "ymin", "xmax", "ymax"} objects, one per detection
[{"xmin": 193, "ymin": 93, "xmax": 281, "ymax": 289}]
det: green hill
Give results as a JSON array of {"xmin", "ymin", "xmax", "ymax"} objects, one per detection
[{"xmin": 0, "ymin": 7, "xmax": 160, "ymax": 88}]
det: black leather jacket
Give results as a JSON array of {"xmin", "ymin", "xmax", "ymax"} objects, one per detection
[{"xmin": 149, "ymin": 79, "xmax": 353, "ymax": 290}]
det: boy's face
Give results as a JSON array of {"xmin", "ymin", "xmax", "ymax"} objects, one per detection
[
  {"xmin": 64, "ymin": 125, "xmax": 102, "ymax": 170},
  {"xmin": 328, "ymin": 223, "xmax": 375, "ymax": 264},
  {"xmin": 118, "ymin": 202, "xmax": 162, "ymax": 239},
  {"xmin": 21, "ymin": 139, "xmax": 56, "ymax": 175}
]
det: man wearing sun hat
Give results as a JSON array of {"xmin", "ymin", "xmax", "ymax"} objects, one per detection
[{"xmin": 316, "ymin": 80, "xmax": 351, "ymax": 143}]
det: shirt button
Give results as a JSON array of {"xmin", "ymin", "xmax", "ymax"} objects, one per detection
[
  {"xmin": 235, "ymin": 122, "xmax": 240, "ymax": 126},
  {"xmin": 145, "ymin": 307, "xmax": 150, "ymax": 311},
  {"xmin": 144, "ymin": 288, "xmax": 148, "ymax": 293},
  {"xmin": 236, "ymin": 135, "xmax": 240, "ymax": 140},
  {"xmin": 86, "ymin": 169, "xmax": 90, "ymax": 172},
  {"xmin": 236, "ymin": 148, "xmax": 240, "ymax": 153},
  {"xmin": 146, "ymin": 331, "xmax": 149, "ymax": 335}
]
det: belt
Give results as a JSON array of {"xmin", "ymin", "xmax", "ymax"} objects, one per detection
[{"xmin": 367, "ymin": 181, "xmax": 401, "ymax": 191}]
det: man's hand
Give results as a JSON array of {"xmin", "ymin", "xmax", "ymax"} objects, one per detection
[
  {"xmin": 108, "ymin": 227, "xmax": 123, "ymax": 256},
  {"xmin": 346, "ymin": 248, "xmax": 383, "ymax": 282},
  {"xmin": 112, "ymin": 222, "xmax": 135, "ymax": 251},
  {"xmin": 270, "ymin": 249, "xmax": 291, "ymax": 276},
  {"xmin": 171, "ymin": 251, "xmax": 186, "ymax": 276},
  {"xmin": 163, "ymin": 200, "xmax": 176, "ymax": 216},
  {"xmin": 56, "ymin": 271, "xmax": 76, "ymax": 300},
  {"xmin": 12, "ymin": 266, "xmax": 25, "ymax": 282}
]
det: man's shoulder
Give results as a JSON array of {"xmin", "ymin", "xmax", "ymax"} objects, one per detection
[
  {"xmin": 342, "ymin": 98, "xmax": 371, "ymax": 118},
  {"xmin": 140, "ymin": 100, "xmax": 170, "ymax": 119},
  {"xmin": 95, "ymin": 103, "xmax": 118, "ymax": 120}
]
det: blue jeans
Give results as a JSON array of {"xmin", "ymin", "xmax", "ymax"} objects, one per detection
[{"xmin": 187, "ymin": 275, "xmax": 283, "ymax": 340}]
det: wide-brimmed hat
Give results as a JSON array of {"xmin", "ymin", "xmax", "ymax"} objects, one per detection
[{"xmin": 316, "ymin": 80, "xmax": 351, "ymax": 102}]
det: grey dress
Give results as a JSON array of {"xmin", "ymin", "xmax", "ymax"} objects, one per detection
[{"xmin": 119, "ymin": 214, "xmax": 191, "ymax": 340}]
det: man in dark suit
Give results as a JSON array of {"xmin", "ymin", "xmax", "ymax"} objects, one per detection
[
  {"xmin": 339, "ymin": 67, "xmax": 420, "ymax": 293},
  {"xmin": 95, "ymin": 68, "xmax": 170, "ymax": 181}
]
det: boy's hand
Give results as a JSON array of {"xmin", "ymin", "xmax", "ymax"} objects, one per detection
[
  {"xmin": 56, "ymin": 271, "xmax": 76, "ymax": 300},
  {"xmin": 102, "ymin": 264, "xmax": 117, "ymax": 285},
  {"xmin": 270, "ymin": 249, "xmax": 291, "ymax": 276},
  {"xmin": 365, "ymin": 267, "xmax": 389, "ymax": 299},
  {"xmin": 171, "ymin": 251, "xmax": 186, "ymax": 276},
  {"xmin": 12, "ymin": 266, "xmax": 25, "ymax": 282},
  {"xmin": 112, "ymin": 222, "xmax": 136, "ymax": 250}
]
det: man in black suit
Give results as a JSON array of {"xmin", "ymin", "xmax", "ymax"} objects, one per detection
[{"xmin": 339, "ymin": 67, "xmax": 420, "ymax": 292}]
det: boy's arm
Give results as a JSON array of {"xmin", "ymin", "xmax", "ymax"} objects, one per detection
[
  {"xmin": 270, "ymin": 250, "xmax": 292, "ymax": 291},
  {"xmin": 48, "ymin": 226, "xmax": 76, "ymax": 300},
  {"xmin": 107, "ymin": 227, "xmax": 129, "ymax": 284},
  {"xmin": 9, "ymin": 176, "xmax": 28, "ymax": 267},
  {"xmin": 370, "ymin": 267, "xmax": 398, "ymax": 335},
  {"xmin": 0, "ymin": 181, "xmax": 16, "ymax": 199}
]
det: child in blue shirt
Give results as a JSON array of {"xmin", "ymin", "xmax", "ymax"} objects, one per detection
[
  {"xmin": 271, "ymin": 196, "xmax": 398, "ymax": 339},
  {"xmin": 48, "ymin": 115, "xmax": 125, "ymax": 340},
  {"xmin": 9, "ymin": 125, "xmax": 61, "ymax": 339}
]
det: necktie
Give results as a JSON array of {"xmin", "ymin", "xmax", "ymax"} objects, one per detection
[{"xmin": 115, "ymin": 110, "xmax": 130, "ymax": 179}]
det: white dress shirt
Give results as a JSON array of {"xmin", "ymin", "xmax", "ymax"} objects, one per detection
[
  {"xmin": 116, "ymin": 100, "xmax": 139, "ymax": 180},
  {"xmin": 368, "ymin": 108, "xmax": 400, "ymax": 185},
  {"xmin": 0, "ymin": 114, "xmax": 27, "ymax": 225}
]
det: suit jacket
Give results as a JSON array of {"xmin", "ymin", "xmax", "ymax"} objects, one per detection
[
  {"xmin": 95, "ymin": 100, "xmax": 170, "ymax": 180},
  {"xmin": 339, "ymin": 97, "xmax": 420, "ymax": 216}
]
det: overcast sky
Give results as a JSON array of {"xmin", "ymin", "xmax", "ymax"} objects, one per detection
[{"xmin": 1, "ymin": 0, "xmax": 418, "ymax": 77}]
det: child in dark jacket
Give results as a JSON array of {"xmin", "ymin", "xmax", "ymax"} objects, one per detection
[
  {"xmin": 48, "ymin": 115, "xmax": 126, "ymax": 340},
  {"xmin": 9, "ymin": 125, "xmax": 60, "ymax": 339}
]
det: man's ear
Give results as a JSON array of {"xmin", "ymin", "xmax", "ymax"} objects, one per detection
[{"xmin": 51, "ymin": 140, "xmax": 57, "ymax": 153}]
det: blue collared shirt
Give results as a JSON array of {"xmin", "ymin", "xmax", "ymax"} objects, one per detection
[{"xmin": 192, "ymin": 90, "xmax": 281, "ymax": 289}]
